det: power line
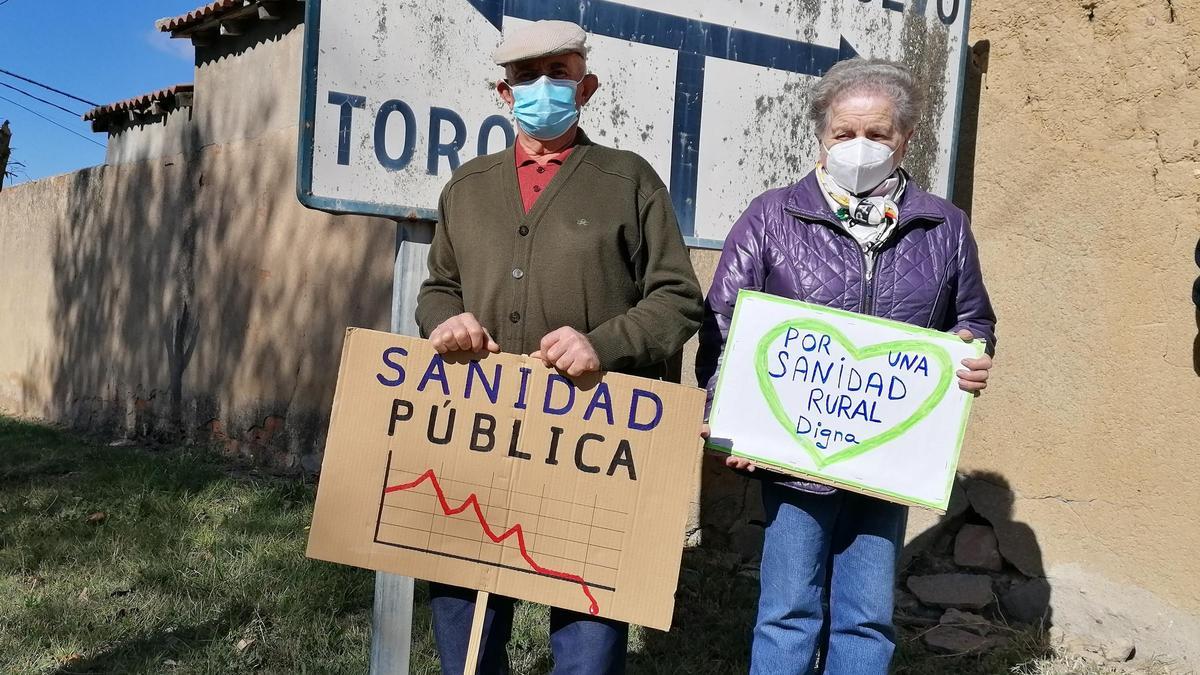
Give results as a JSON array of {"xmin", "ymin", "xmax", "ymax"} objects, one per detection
[
  {"xmin": 0, "ymin": 94, "xmax": 106, "ymax": 148},
  {"xmin": 0, "ymin": 67, "xmax": 100, "ymax": 107},
  {"xmin": 0, "ymin": 81, "xmax": 84, "ymax": 117}
]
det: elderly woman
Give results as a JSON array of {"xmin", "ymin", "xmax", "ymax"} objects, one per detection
[{"xmin": 696, "ymin": 58, "xmax": 997, "ymax": 673}]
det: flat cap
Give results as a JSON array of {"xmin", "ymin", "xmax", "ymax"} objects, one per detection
[{"xmin": 493, "ymin": 20, "xmax": 587, "ymax": 66}]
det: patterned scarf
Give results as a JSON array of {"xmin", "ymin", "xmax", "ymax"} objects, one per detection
[{"xmin": 816, "ymin": 165, "xmax": 907, "ymax": 250}]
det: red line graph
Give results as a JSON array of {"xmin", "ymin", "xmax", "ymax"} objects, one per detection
[{"xmin": 384, "ymin": 469, "xmax": 599, "ymax": 615}]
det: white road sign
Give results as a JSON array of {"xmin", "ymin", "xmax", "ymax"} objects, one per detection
[{"xmin": 298, "ymin": 0, "xmax": 971, "ymax": 247}]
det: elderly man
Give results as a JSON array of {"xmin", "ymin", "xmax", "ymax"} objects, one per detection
[{"xmin": 415, "ymin": 19, "xmax": 703, "ymax": 675}]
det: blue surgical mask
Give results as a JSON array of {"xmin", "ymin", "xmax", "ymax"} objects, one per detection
[{"xmin": 510, "ymin": 75, "xmax": 581, "ymax": 141}]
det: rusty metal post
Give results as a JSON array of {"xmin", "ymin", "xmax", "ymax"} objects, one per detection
[{"xmin": 370, "ymin": 219, "xmax": 435, "ymax": 674}]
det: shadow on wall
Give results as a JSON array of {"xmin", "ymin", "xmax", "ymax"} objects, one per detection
[
  {"xmin": 1193, "ymin": 237, "xmax": 1199, "ymax": 376},
  {"xmin": 195, "ymin": 6, "xmax": 300, "ymax": 67},
  {"xmin": 47, "ymin": 77, "xmax": 392, "ymax": 469},
  {"xmin": 899, "ymin": 472, "xmax": 1050, "ymax": 645}
]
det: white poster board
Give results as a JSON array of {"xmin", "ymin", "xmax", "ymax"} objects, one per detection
[{"xmin": 706, "ymin": 291, "xmax": 984, "ymax": 511}]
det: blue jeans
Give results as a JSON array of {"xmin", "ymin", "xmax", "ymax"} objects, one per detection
[
  {"xmin": 429, "ymin": 582, "xmax": 628, "ymax": 675},
  {"xmin": 751, "ymin": 483, "xmax": 908, "ymax": 675}
]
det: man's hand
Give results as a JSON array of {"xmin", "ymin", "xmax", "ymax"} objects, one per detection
[
  {"xmin": 429, "ymin": 313, "xmax": 500, "ymax": 354},
  {"xmin": 701, "ymin": 424, "xmax": 757, "ymax": 472},
  {"xmin": 955, "ymin": 329, "xmax": 993, "ymax": 395},
  {"xmin": 531, "ymin": 327, "xmax": 600, "ymax": 377}
]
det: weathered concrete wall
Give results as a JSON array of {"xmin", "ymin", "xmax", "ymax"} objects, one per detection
[
  {"xmin": 101, "ymin": 8, "xmax": 304, "ymax": 167},
  {"xmin": 193, "ymin": 9, "xmax": 305, "ymax": 148},
  {"xmin": 105, "ymin": 107, "xmax": 195, "ymax": 166},
  {"xmin": 0, "ymin": 12, "xmax": 398, "ymax": 469},
  {"xmin": 0, "ymin": 127, "xmax": 395, "ymax": 469}
]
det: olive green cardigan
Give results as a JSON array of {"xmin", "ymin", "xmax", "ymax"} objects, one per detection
[{"xmin": 415, "ymin": 132, "xmax": 703, "ymax": 380}]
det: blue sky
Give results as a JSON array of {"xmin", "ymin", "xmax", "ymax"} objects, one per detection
[{"xmin": 0, "ymin": 1, "xmax": 204, "ymax": 185}]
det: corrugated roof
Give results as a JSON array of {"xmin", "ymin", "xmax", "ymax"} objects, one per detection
[{"xmin": 83, "ymin": 85, "xmax": 195, "ymax": 123}]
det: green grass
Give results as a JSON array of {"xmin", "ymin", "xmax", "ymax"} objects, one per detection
[
  {"xmin": 0, "ymin": 418, "xmax": 380, "ymax": 674},
  {"xmin": 1, "ymin": 416, "xmax": 1103, "ymax": 674}
]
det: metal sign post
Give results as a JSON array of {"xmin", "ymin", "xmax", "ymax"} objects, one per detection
[
  {"xmin": 296, "ymin": 1, "xmax": 973, "ymax": 670},
  {"xmin": 367, "ymin": 221, "xmax": 434, "ymax": 674}
]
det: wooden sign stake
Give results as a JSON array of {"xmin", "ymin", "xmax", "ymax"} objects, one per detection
[{"xmin": 463, "ymin": 591, "xmax": 490, "ymax": 675}]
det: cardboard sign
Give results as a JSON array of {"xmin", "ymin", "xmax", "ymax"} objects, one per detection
[
  {"xmin": 307, "ymin": 329, "xmax": 705, "ymax": 630},
  {"xmin": 706, "ymin": 291, "xmax": 984, "ymax": 512}
]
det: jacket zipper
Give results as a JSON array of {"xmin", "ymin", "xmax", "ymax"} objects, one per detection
[
  {"xmin": 786, "ymin": 206, "xmax": 884, "ymax": 316},
  {"xmin": 861, "ymin": 247, "xmax": 878, "ymax": 315}
]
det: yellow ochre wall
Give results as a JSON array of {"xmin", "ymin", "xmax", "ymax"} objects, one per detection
[{"xmin": 964, "ymin": 0, "xmax": 1200, "ymax": 655}]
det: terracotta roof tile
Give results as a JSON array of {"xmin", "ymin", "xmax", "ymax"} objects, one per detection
[
  {"xmin": 83, "ymin": 85, "xmax": 195, "ymax": 122},
  {"xmin": 157, "ymin": 0, "xmax": 294, "ymax": 35},
  {"xmin": 156, "ymin": 0, "xmax": 247, "ymax": 33}
]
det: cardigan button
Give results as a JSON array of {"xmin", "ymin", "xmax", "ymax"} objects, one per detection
[
  {"xmin": 518, "ymin": 226, "xmax": 529, "ymax": 236},
  {"xmin": 509, "ymin": 311, "xmax": 521, "ymax": 323},
  {"xmin": 512, "ymin": 268, "xmax": 525, "ymax": 279}
]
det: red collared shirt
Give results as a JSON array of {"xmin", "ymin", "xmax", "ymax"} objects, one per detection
[{"xmin": 515, "ymin": 140, "xmax": 576, "ymax": 213}]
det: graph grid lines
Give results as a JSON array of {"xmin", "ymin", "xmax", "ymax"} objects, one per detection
[{"xmin": 371, "ymin": 452, "xmax": 628, "ymax": 612}]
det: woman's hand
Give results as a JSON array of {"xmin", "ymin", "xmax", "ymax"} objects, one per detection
[
  {"xmin": 724, "ymin": 456, "xmax": 757, "ymax": 472},
  {"xmin": 701, "ymin": 424, "xmax": 757, "ymax": 472},
  {"xmin": 955, "ymin": 329, "xmax": 993, "ymax": 396}
]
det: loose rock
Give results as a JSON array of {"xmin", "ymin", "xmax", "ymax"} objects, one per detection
[
  {"xmin": 1000, "ymin": 577, "xmax": 1051, "ymax": 623},
  {"xmin": 1101, "ymin": 638, "xmax": 1135, "ymax": 663},
  {"xmin": 939, "ymin": 608, "xmax": 994, "ymax": 635},
  {"xmin": 895, "ymin": 588, "xmax": 921, "ymax": 613},
  {"xmin": 954, "ymin": 523, "xmax": 1004, "ymax": 572},
  {"xmin": 923, "ymin": 625, "xmax": 993, "ymax": 654},
  {"xmin": 907, "ymin": 573, "xmax": 994, "ymax": 609}
]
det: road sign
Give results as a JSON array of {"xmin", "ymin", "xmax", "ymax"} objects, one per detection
[{"xmin": 298, "ymin": 0, "xmax": 971, "ymax": 247}]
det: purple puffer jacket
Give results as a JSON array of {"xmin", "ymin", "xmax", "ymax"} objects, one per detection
[{"xmin": 696, "ymin": 169, "xmax": 997, "ymax": 494}]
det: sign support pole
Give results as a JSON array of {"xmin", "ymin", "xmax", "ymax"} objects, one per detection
[{"xmin": 369, "ymin": 219, "xmax": 435, "ymax": 674}]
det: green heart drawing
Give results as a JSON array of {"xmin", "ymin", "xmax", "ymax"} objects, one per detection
[{"xmin": 754, "ymin": 318, "xmax": 954, "ymax": 469}]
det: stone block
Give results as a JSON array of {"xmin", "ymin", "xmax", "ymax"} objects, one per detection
[
  {"xmin": 923, "ymin": 625, "xmax": 993, "ymax": 654},
  {"xmin": 964, "ymin": 477, "xmax": 1045, "ymax": 577},
  {"xmin": 939, "ymin": 608, "xmax": 995, "ymax": 635},
  {"xmin": 954, "ymin": 523, "xmax": 1004, "ymax": 572},
  {"xmin": 1000, "ymin": 577, "xmax": 1051, "ymax": 623},
  {"xmin": 907, "ymin": 573, "xmax": 994, "ymax": 609}
]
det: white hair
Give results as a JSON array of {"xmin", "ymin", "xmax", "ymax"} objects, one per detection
[{"xmin": 808, "ymin": 58, "xmax": 925, "ymax": 135}]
